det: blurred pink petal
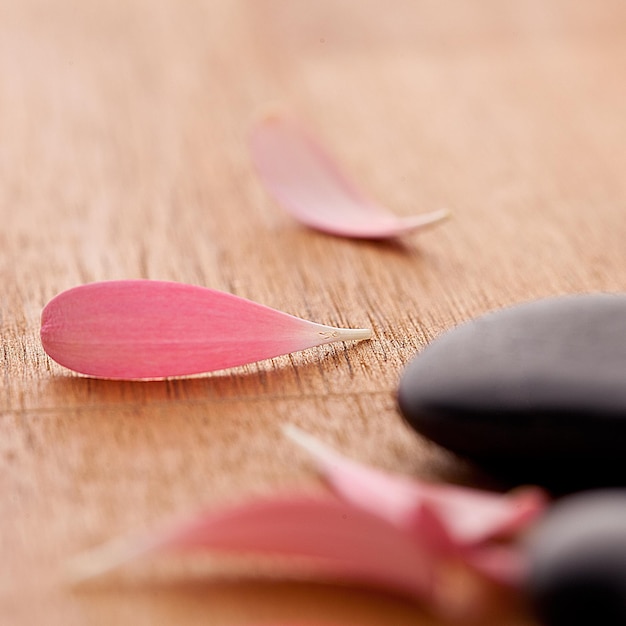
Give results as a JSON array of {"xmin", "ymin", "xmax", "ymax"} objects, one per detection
[
  {"xmin": 464, "ymin": 544, "xmax": 527, "ymax": 587},
  {"xmin": 40, "ymin": 280, "xmax": 371, "ymax": 379},
  {"xmin": 404, "ymin": 484, "xmax": 547, "ymax": 546},
  {"xmin": 285, "ymin": 426, "xmax": 547, "ymax": 545},
  {"xmin": 68, "ymin": 496, "xmax": 435, "ymax": 598},
  {"xmin": 68, "ymin": 430, "xmax": 547, "ymax": 620},
  {"xmin": 250, "ymin": 110, "xmax": 449, "ymax": 240}
]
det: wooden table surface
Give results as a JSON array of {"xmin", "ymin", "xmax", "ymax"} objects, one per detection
[{"xmin": 3, "ymin": 1, "xmax": 626, "ymax": 624}]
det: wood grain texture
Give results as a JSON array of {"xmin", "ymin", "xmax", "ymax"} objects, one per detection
[{"xmin": 2, "ymin": 1, "xmax": 626, "ymax": 624}]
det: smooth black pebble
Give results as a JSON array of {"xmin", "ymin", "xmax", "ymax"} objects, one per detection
[
  {"xmin": 397, "ymin": 294, "xmax": 626, "ymax": 488},
  {"xmin": 527, "ymin": 490, "xmax": 626, "ymax": 626}
]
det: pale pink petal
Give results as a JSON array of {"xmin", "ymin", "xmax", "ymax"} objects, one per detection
[
  {"xmin": 463, "ymin": 544, "xmax": 527, "ymax": 587},
  {"xmin": 250, "ymin": 110, "xmax": 449, "ymax": 240},
  {"xmin": 284, "ymin": 425, "xmax": 429, "ymax": 527},
  {"xmin": 406, "ymin": 485, "xmax": 548, "ymax": 545},
  {"xmin": 399, "ymin": 502, "xmax": 527, "ymax": 587},
  {"xmin": 403, "ymin": 503, "xmax": 528, "ymax": 618},
  {"xmin": 40, "ymin": 280, "xmax": 371, "ymax": 379},
  {"xmin": 285, "ymin": 426, "xmax": 547, "ymax": 545},
  {"xmin": 68, "ymin": 496, "xmax": 435, "ymax": 599}
]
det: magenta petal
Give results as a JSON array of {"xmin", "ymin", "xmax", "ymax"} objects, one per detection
[
  {"xmin": 250, "ymin": 110, "xmax": 449, "ymax": 240},
  {"xmin": 285, "ymin": 427, "xmax": 547, "ymax": 545},
  {"xmin": 40, "ymin": 280, "xmax": 371, "ymax": 379}
]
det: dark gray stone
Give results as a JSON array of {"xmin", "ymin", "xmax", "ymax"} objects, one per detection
[
  {"xmin": 397, "ymin": 294, "xmax": 626, "ymax": 487},
  {"xmin": 527, "ymin": 490, "xmax": 626, "ymax": 626}
]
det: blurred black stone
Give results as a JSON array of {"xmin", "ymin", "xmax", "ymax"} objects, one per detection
[
  {"xmin": 398, "ymin": 294, "xmax": 626, "ymax": 490},
  {"xmin": 526, "ymin": 490, "xmax": 626, "ymax": 626}
]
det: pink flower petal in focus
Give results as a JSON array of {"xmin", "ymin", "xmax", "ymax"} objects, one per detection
[
  {"xmin": 250, "ymin": 110, "xmax": 449, "ymax": 240},
  {"xmin": 40, "ymin": 280, "xmax": 371, "ymax": 380}
]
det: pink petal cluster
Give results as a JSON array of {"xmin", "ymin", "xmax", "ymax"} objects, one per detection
[
  {"xmin": 70, "ymin": 429, "xmax": 547, "ymax": 621},
  {"xmin": 284, "ymin": 427, "xmax": 547, "ymax": 600}
]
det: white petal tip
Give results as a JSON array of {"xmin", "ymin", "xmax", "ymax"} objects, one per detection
[
  {"xmin": 400, "ymin": 208, "xmax": 451, "ymax": 233},
  {"xmin": 432, "ymin": 208, "xmax": 452, "ymax": 222},
  {"xmin": 282, "ymin": 424, "xmax": 338, "ymax": 468},
  {"xmin": 64, "ymin": 535, "xmax": 156, "ymax": 586},
  {"xmin": 343, "ymin": 327, "xmax": 373, "ymax": 341},
  {"xmin": 64, "ymin": 548, "xmax": 119, "ymax": 586},
  {"xmin": 282, "ymin": 424, "xmax": 313, "ymax": 448},
  {"xmin": 319, "ymin": 327, "xmax": 372, "ymax": 343}
]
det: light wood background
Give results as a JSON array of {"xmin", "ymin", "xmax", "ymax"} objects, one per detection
[{"xmin": 2, "ymin": 1, "xmax": 626, "ymax": 624}]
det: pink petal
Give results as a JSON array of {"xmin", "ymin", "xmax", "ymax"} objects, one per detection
[
  {"xmin": 405, "ymin": 485, "xmax": 548, "ymax": 545},
  {"xmin": 411, "ymin": 501, "xmax": 458, "ymax": 557},
  {"xmin": 68, "ymin": 496, "xmax": 436, "ymax": 599},
  {"xmin": 285, "ymin": 427, "xmax": 547, "ymax": 545},
  {"xmin": 399, "ymin": 503, "xmax": 529, "ymax": 615},
  {"xmin": 284, "ymin": 425, "xmax": 434, "ymax": 527},
  {"xmin": 250, "ymin": 110, "xmax": 449, "ymax": 240},
  {"xmin": 40, "ymin": 280, "xmax": 371, "ymax": 380},
  {"xmin": 463, "ymin": 544, "xmax": 527, "ymax": 587}
]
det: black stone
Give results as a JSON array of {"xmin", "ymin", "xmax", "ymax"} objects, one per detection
[
  {"xmin": 397, "ymin": 294, "xmax": 626, "ymax": 488},
  {"xmin": 526, "ymin": 490, "xmax": 626, "ymax": 626}
]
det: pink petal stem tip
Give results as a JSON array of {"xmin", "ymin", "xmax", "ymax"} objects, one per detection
[
  {"xmin": 40, "ymin": 280, "xmax": 372, "ymax": 380},
  {"xmin": 250, "ymin": 109, "xmax": 450, "ymax": 240}
]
